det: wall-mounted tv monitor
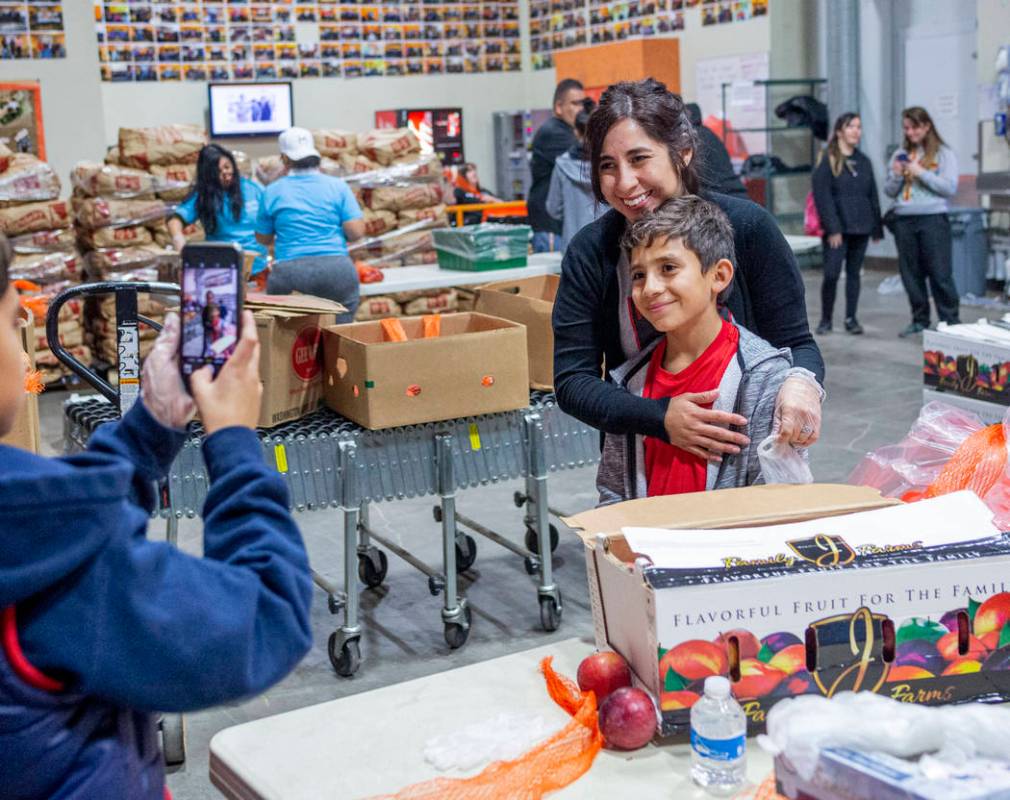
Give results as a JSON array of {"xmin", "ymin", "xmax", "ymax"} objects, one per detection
[
  {"xmin": 208, "ymin": 82, "xmax": 293, "ymax": 138},
  {"xmin": 374, "ymin": 108, "xmax": 464, "ymax": 166}
]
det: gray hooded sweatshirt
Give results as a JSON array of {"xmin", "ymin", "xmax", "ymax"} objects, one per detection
[
  {"xmin": 546, "ymin": 146, "xmax": 609, "ymax": 248},
  {"xmin": 596, "ymin": 324, "xmax": 793, "ymax": 506}
]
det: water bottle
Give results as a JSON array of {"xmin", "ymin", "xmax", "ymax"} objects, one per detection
[{"xmin": 690, "ymin": 675, "xmax": 746, "ymax": 795}]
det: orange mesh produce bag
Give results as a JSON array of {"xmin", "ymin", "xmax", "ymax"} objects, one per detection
[
  {"xmin": 367, "ymin": 657, "xmax": 603, "ymax": 800},
  {"xmin": 902, "ymin": 423, "xmax": 1007, "ymax": 503}
]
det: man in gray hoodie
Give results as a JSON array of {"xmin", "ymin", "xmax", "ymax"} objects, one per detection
[
  {"xmin": 595, "ymin": 196, "xmax": 796, "ymax": 505},
  {"xmin": 546, "ymin": 109, "xmax": 608, "ymax": 251}
]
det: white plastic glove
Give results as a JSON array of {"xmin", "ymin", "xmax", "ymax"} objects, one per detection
[
  {"xmin": 141, "ymin": 312, "xmax": 196, "ymax": 430},
  {"xmin": 773, "ymin": 373, "xmax": 823, "ymax": 448}
]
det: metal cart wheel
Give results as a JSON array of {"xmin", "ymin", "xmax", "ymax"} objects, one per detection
[
  {"xmin": 524, "ymin": 523, "xmax": 559, "ymax": 555},
  {"xmin": 160, "ymin": 713, "xmax": 186, "ymax": 766},
  {"xmin": 454, "ymin": 532, "xmax": 477, "ymax": 573},
  {"xmin": 443, "ymin": 603, "xmax": 472, "ymax": 649},
  {"xmin": 357, "ymin": 548, "xmax": 388, "ymax": 589},
  {"xmin": 539, "ymin": 592, "xmax": 563, "ymax": 632},
  {"xmin": 328, "ymin": 632, "xmax": 361, "ymax": 677}
]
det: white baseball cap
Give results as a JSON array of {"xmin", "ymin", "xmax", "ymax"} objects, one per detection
[{"xmin": 278, "ymin": 127, "xmax": 320, "ymax": 161}]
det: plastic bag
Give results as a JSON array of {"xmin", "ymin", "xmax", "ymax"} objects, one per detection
[
  {"xmin": 803, "ymin": 191, "xmax": 823, "ymax": 237},
  {"xmin": 877, "ymin": 274, "xmax": 905, "ymax": 295},
  {"xmin": 759, "ymin": 692, "xmax": 1010, "ymax": 781},
  {"xmin": 757, "ymin": 435, "xmax": 813, "ymax": 484}
]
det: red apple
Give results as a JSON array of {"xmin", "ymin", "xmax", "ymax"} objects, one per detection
[
  {"xmin": 936, "ymin": 630, "xmax": 988, "ymax": 662},
  {"xmin": 974, "ymin": 593, "xmax": 1010, "ymax": 638},
  {"xmin": 768, "ymin": 644, "xmax": 807, "ymax": 675},
  {"xmin": 731, "ymin": 659, "xmax": 785, "ymax": 699},
  {"xmin": 714, "ymin": 629, "xmax": 761, "ymax": 661},
  {"xmin": 577, "ymin": 651, "xmax": 632, "ymax": 703},
  {"xmin": 659, "ymin": 690, "xmax": 700, "ymax": 711},
  {"xmin": 659, "ymin": 640, "xmax": 729, "ymax": 682},
  {"xmin": 598, "ymin": 687, "xmax": 658, "ymax": 750}
]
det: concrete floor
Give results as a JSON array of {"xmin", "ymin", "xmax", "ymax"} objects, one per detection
[{"xmin": 34, "ymin": 269, "xmax": 993, "ymax": 799}]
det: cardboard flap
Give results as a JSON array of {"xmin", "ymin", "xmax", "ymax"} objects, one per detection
[
  {"xmin": 247, "ymin": 293, "xmax": 346, "ymax": 315},
  {"xmin": 562, "ymin": 483, "xmax": 896, "ymax": 544}
]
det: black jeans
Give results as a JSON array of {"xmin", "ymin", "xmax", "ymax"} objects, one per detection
[
  {"xmin": 893, "ymin": 214, "xmax": 960, "ymax": 326},
  {"xmin": 821, "ymin": 233, "xmax": 869, "ymax": 322}
]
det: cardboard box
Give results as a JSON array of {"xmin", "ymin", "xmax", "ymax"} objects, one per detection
[
  {"xmin": 475, "ymin": 274, "xmax": 558, "ymax": 390},
  {"xmin": 322, "ymin": 312, "xmax": 529, "ymax": 429},
  {"xmin": 248, "ymin": 294, "xmax": 344, "ymax": 429},
  {"xmin": 0, "ymin": 307, "xmax": 40, "ymax": 453},
  {"xmin": 563, "ymin": 485, "xmax": 1010, "ymax": 737},
  {"xmin": 923, "ymin": 325, "xmax": 1010, "ymax": 422}
]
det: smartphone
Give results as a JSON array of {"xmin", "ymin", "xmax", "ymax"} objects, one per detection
[
  {"xmin": 896, "ymin": 152, "xmax": 909, "ymax": 163},
  {"xmin": 179, "ymin": 242, "xmax": 243, "ymax": 385}
]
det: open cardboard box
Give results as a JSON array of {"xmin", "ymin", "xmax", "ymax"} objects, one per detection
[
  {"xmin": 322, "ymin": 312, "xmax": 529, "ymax": 429},
  {"xmin": 247, "ymin": 293, "xmax": 345, "ymax": 429},
  {"xmin": 563, "ymin": 484, "xmax": 1010, "ymax": 736},
  {"xmin": 923, "ymin": 325, "xmax": 1010, "ymax": 424},
  {"xmin": 474, "ymin": 274, "xmax": 558, "ymax": 390},
  {"xmin": 0, "ymin": 307, "xmax": 40, "ymax": 453}
]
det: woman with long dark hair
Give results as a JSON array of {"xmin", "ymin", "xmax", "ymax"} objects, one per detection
[
  {"xmin": 168, "ymin": 144, "xmax": 267, "ymax": 275},
  {"xmin": 883, "ymin": 106, "xmax": 960, "ymax": 336},
  {"xmin": 553, "ymin": 79, "xmax": 825, "ymax": 461},
  {"xmin": 811, "ymin": 112, "xmax": 882, "ymax": 335}
]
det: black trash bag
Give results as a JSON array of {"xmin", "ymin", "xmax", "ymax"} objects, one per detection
[{"xmin": 774, "ymin": 95, "xmax": 829, "ymax": 140}]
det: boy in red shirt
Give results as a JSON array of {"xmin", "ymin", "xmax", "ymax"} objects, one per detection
[{"xmin": 597, "ymin": 195, "xmax": 796, "ymax": 504}]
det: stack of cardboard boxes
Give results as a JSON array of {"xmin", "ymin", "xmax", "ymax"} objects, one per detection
[{"xmin": 0, "ymin": 144, "xmax": 83, "ymax": 385}]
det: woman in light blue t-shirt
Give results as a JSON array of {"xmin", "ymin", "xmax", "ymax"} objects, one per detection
[
  {"xmin": 168, "ymin": 144, "xmax": 268, "ymax": 274},
  {"xmin": 255, "ymin": 128, "xmax": 365, "ymax": 322}
]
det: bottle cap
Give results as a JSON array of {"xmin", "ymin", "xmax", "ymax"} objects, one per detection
[{"xmin": 704, "ymin": 675, "xmax": 731, "ymax": 699}]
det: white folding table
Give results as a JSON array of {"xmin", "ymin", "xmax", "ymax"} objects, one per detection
[
  {"xmin": 360, "ymin": 252, "xmax": 563, "ymax": 297},
  {"xmin": 209, "ymin": 637, "xmax": 774, "ymax": 799}
]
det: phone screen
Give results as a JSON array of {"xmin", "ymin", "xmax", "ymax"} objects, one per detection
[
  {"xmin": 896, "ymin": 153, "xmax": 909, "ymax": 162},
  {"xmin": 180, "ymin": 247, "xmax": 242, "ymax": 381}
]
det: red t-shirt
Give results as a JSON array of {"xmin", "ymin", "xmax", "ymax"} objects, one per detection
[{"xmin": 643, "ymin": 320, "xmax": 740, "ymax": 497}]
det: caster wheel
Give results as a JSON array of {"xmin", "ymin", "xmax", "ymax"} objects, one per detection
[
  {"xmin": 523, "ymin": 556, "xmax": 538, "ymax": 576},
  {"xmin": 444, "ymin": 605, "xmax": 472, "ymax": 649},
  {"xmin": 455, "ymin": 533, "xmax": 477, "ymax": 573},
  {"xmin": 329, "ymin": 633, "xmax": 361, "ymax": 677},
  {"xmin": 357, "ymin": 549, "xmax": 388, "ymax": 588},
  {"xmin": 161, "ymin": 713, "xmax": 186, "ymax": 766},
  {"xmin": 539, "ymin": 593, "xmax": 563, "ymax": 632},
  {"xmin": 432, "ymin": 505, "xmax": 443, "ymax": 523},
  {"xmin": 524, "ymin": 524, "xmax": 560, "ymax": 555}
]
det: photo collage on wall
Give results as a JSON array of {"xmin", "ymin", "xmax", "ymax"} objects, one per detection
[
  {"xmin": 94, "ymin": 0, "xmax": 521, "ymax": 83},
  {"xmin": 0, "ymin": 2, "xmax": 66, "ymax": 60},
  {"xmin": 531, "ymin": 0, "xmax": 765, "ymax": 70}
]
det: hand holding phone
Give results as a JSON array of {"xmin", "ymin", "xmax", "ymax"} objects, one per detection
[
  {"xmin": 190, "ymin": 310, "xmax": 262, "ymax": 434},
  {"xmin": 895, "ymin": 152, "xmax": 910, "ymax": 163},
  {"xmin": 179, "ymin": 242, "xmax": 244, "ymax": 386}
]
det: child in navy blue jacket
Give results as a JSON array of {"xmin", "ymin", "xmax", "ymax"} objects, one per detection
[{"xmin": 0, "ymin": 237, "xmax": 313, "ymax": 800}]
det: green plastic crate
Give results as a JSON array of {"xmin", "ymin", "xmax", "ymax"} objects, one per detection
[{"xmin": 433, "ymin": 224, "xmax": 530, "ymax": 272}]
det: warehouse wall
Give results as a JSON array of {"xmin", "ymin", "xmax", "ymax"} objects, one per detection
[{"xmin": 0, "ymin": 2, "xmax": 106, "ymax": 188}]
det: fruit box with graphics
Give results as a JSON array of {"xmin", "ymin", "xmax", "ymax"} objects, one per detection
[
  {"xmin": 563, "ymin": 485, "xmax": 1010, "ymax": 737},
  {"xmin": 247, "ymin": 294, "xmax": 345, "ymax": 429},
  {"xmin": 923, "ymin": 324, "xmax": 1010, "ymax": 424}
]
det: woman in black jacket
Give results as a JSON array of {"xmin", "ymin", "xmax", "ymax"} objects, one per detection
[
  {"xmin": 553, "ymin": 79, "xmax": 825, "ymax": 459},
  {"xmin": 811, "ymin": 112, "xmax": 882, "ymax": 335}
]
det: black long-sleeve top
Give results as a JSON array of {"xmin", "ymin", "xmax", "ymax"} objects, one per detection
[
  {"xmin": 528, "ymin": 116, "xmax": 577, "ymax": 235},
  {"xmin": 552, "ymin": 194, "xmax": 824, "ymax": 440},
  {"xmin": 811, "ymin": 148, "xmax": 882, "ymax": 238}
]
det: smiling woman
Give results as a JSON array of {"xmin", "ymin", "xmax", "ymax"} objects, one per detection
[{"xmin": 552, "ymin": 78, "xmax": 825, "ymax": 464}]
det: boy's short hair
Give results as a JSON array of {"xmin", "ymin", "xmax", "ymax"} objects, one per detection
[
  {"xmin": 0, "ymin": 234, "xmax": 9, "ymax": 297},
  {"xmin": 621, "ymin": 195, "xmax": 736, "ymax": 303}
]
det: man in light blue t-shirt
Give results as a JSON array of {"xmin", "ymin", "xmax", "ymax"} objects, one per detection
[{"xmin": 256, "ymin": 127, "xmax": 365, "ymax": 321}]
